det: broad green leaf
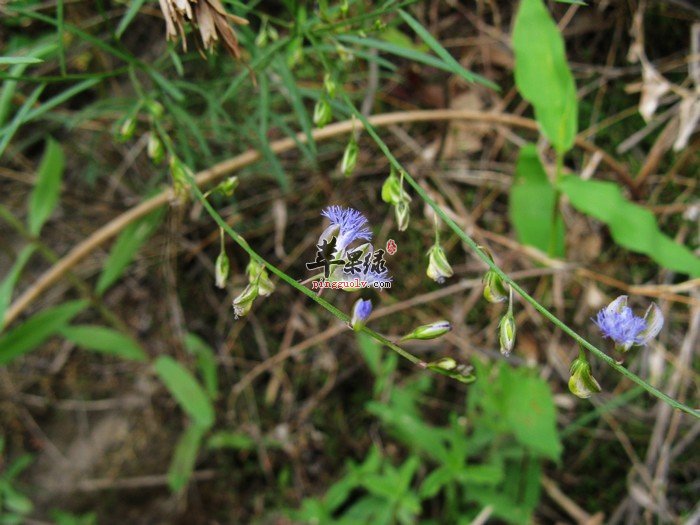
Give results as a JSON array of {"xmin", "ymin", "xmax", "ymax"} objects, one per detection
[
  {"xmin": 3, "ymin": 486, "xmax": 33, "ymax": 514},
  {"xmin": 167, "ymin": 423, "xmax": 206, "ymax": 492},
  {"xmin": 0, "ymin": 56, "xmax": 43, "ymax": 65},
  {"xmin": 0, "ymin": 245, "xmax": 35, "ymax": 331},
  {"xmin": 184, "ymin": 333, "xmax": 219, "ymax": 399},
  {"xmin": 96, "ymin": 208, "xmax": 164, "ymax": 295},
  {"xmin": 28, "ymin": 139, "xmax": 64, "ymax": 235},
  {"xmin": 509, "ymin": 145, "xmax": 565, "ymax": 257},
  {"xmin": 154, "ymin": 356, "xmax": 215, "ymax": 429},
  {"xmin": 59, "ymin": 325, "xmax": 147, "ymax": 361},
  {"xmin": 559, "ymin": 176, "xmax": 700, "ymax": 277},
  {"xmin": 207, "ymin": 431, "xmax": 256, "ymax": 451},
  {"xmin": 0, "ymin": 300, "xmax": 88, "ymax": 365},
  {"xmin": 503, "ymin": 372, "xmax": 562, "ymax": 460},
  {"xmin": 398, "ymin": 9, "xmax": 498, "ymax": 90},
  {"xmin": 513, "ymin": 0, "xmax": 578, "ymax": 152}
]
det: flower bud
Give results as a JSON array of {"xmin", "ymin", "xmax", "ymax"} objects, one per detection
[
  {"xmin": 568, "ymin": 347, "xmax": 602, "ymax": 399},
  {"xmin": 482, "ymin": 270, "xmax": 508, "ymax": 303},
  {"xmin": 498, "ymin": 311, "xmax": 516, "ymax": 356},
  {"xmin": 232, "ymin": 283, "xmax": 259, "ymax": 319},
  {"xmin": 381, "ymin": 172, "xmax": 402, "ymax": 204},
  {"xmin": 324, "ymin": 73, "xmax": 337, "ymax": 98},
  {"xmin": 426, "ymin": 244, "xmax": 453, "ymax": 284},
  {"xmin": 395, "ymin": 200, "xmax": 410, "ymax": 231},
  {"xmin": 425, "ymin": 357, "xmax": 475, "ymax": 384},
  {"xmin": 246, "ymin": 259, "xmax": 275, "ymax": 296},
  {"xmin": 215, "ymin": 250, "xmax": 230, "ymax": 289},
  {"xmin": 169, "ymin": 156, "xmax": 191, "ymax": 200},
  {"xmin": 313, "ymin": 98, "xmax": 333, "ymax": 128},
  {"xmin": 147, "ymin": 132, "xmax": 164, "ymax": 165},
  {"xmin": 117, "ymin": 116, "xmax": 136, "ymax": 142},
  {"xmin": 146, "ymin": 100, "xmax": 164, "ymax": 119},
  {"xmin": 400, "ymin": 321, "xmax": 451, "ymax": 342},
  {"xmin": 341, "ymin": 137, "xmax": 359, "ymax": 177},
  {"xmin": 350, "ymin": 298, "xmax": 372, "ymax": 331},
  {"xmin": 217, "ymin": 176, "xmax": 239, "ymax": 198}
]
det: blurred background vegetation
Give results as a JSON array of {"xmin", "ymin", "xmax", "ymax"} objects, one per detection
[{"xmin": 0, "ymin": 0, "xmax": 699, "ymax": 523}]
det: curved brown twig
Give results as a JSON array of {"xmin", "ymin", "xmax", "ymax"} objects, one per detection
[{"xmin": 4, "ymin": 109, "xmax": 635, "ymax": 328}]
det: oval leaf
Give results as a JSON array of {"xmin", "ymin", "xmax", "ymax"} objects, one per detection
[
  {"xmin": 0, "ymin": 300, "xmax": 88, "ymax": 365},
  {"xmin": 513, "ymin": 0, "xmax": 578, "ymax": 152},
  {"xmin": 154, "ymin": 356, "xmax": 215, "ymax": 429},
  {"xmin": 59, "ymin": 324, "xmax": 147, "ymax": 361},
  {"xmin": 28, "ymin": 138, "xmax": 64, "ymax": 235}
]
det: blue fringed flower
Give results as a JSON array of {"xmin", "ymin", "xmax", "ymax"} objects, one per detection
[
  {"xmin": 594, "ymin": 295, "xmax": 664, "ymax": 352},
  {"xmin": 321, "ymin": 206, "xmax": 372, "ymax": 251}
]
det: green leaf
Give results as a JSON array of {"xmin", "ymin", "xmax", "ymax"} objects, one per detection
[
  {"xmin": 397, "ymin": 9, "xmax": 498, "ymax": 90},
  {"xmin": 167, "ymin": 423, "xmax": 206, "ymax": 492},
  {"xmin": 559, "ymin": 176, "xmax": 700, "ymax": 277},
  {"xmin": 509, "ymin": 145, "xmax": 565, "ymax": 257},
  {"xmin": 59, "ymin": 325, "xmax": 147, "ymax": 361},
  {"xmin": 154, "ymin": 356, "xmax": 215, "ymax": 429},
  {"xmin": 115, "ymin": 0, "xmax": 148, "ymax": 38},
  {"xmin": 503, "ymin": 371, "xmax": 562, "ymax": 460},
  {"xmin": 0, "ymin": 56, "xmax": 43, "ymax": 65},
  {"xmin": 555, "ymin": 0, "xmax": 586, "ymax": 4},
  {"xmin": 2, "ymin": 486, "xmax": 33, "ymax": 514},
  {"xmin": 96, "ymin": 208, "xmax": 164, "ymax": 295},
  {"xmin": 0, "ymin": 245, "xmax": 35, "ymax": 332},
  {"xmin": 0, "ymin": 300, "xmax": 88, "ymax": 365},
  {"xmin": 207, "ymin": 431, "xmax": 256, "ymax": 451},
  {"xmin": 28, "ymin": 139, "xmax": 64, "ymax": 235},
  {"xmin": 184, "ymin": 333, "xmax": 219, "ymax": 399},
  {"xmin": 419, "ymin": 465, "xmax": 453, "ymax": 499},
  {"xmin": 337, "ymin": 35, "xmax": 497, "ymax": 91},
  {"xmin": 513, "ymin": 0, "xmax": 577, "ymax": 152}
]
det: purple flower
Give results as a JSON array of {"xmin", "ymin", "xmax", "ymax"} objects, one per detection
[
  {"xmin": 350, "ymin": 298, "xmax": 372, "ymax": 331},
  {"xmin": 321, "ymin": 206, "xmax": 372, "ymax": 251},
  {"xmin": 594, "ymin": 295, "xmax": 664, "ymax": 352}
]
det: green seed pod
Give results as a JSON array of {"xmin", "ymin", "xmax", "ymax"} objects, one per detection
[
  {"xmin": 324, "ymin": 73, "xmax": 337, "ymax": 98},
  {"xmin": 147, "ymin": 132, "xmax": 164, "ymax": 165},
  {"xmin": 218, "ymin": 176, "xmax": 239, "ymax": 198},
  {"xmin": 215, "ymin": 250, "xmax": 230, "ymax": 289},
  {"xmin": 313, "ymin": 98, "xmax": 333, "ymax": 128},
  {"xmin": 427, "ymin": 244, "xmax": 454, "ymax": 284},
  {"xmin": 568, "ymin": 347, "xmax": 602, "ymax": 399},
  {"xmin": 381, "ymin": 172, "xmax": 402, "ymax": 204},
  {"xmin": 232, "ymin": 283, "xmax": 259, "ymax": 319},
  {"xmin": 117, "ymin": 116, "xmax": 136, "ymax": 142},
  {"xmin": 400, "ymin": 320, "xmax": 451, "ymax": 342},
  {"xmin": 483, "ymin": 270, "xmax": 508, "ymax": 303},
  {"xmin": 498, "ymin": 311, "xmax": 516, "ymax": 356},
  {"xmin": 395, "ymin": 200, "xmax": 410, "ymax": 231},
  {"xmin": 341, "ymin": 137, "xmax": 359, "ymax": 177}
]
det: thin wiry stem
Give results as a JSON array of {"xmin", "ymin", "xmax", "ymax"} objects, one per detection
[
  {"xmin": 183, "ymin": 171, "xmax": 423, "ymax": 368},
  {"xmin": 344, "ymin": 96, "xmax": 699, "ymax": 420}
]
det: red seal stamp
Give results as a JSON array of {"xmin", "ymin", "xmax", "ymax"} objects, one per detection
[{"xmin": 386, "ymin": 239, "xmax": 397, "ymax": 255}]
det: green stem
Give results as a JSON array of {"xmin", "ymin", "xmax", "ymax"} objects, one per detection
[
  {"xmin": 344, "ymin": 95, "xmax": 698, "ymax": 420},
  {"xmin": 182, "ymin": 171, "xmax": 423, "ymax": 368}
]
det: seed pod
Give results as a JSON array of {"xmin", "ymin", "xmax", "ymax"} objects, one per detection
[
  {"xmin": 147, "ymin": 132, "xmax": 164, "ymax": 165},
  {"xmin": 568, "ymin": 347, "xmax": 602, "ymax": 399},
  {"xmin": 427, "ymin": 244, "xmax": 454, "ymax": 284},
  {"xmin": 498, "ymin": 311, "xmax": 516, "ymax": 356},
  {"xmin": 232, "ymin": 283, "xmax": 259, "ymax": 319},
  {"xmin": 395, "ymin": 200, "xmax": 410, "ymax": 231},
  {"xmin": 341, "ymin": 137, "xmax": 359, "ymax": 177},
  {"xmin": 483, "ymin": 270, "xmax": 508, "ymax": 303},
  {"xmin": 313, "ymin": 98, "xmax": 333, "ymax": 128},
  {"xmin": 215, "ymin": 250, "xmax": 230, "ymax": 289}
]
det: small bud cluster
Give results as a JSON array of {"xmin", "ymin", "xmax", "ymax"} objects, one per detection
[
  {"xmin": 381, "ymin": 168, "xmax": 412, "ymax": 232},
  {"xmin": 231, "ymin": 257, "xmax": 275, "ymax": 319}
]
